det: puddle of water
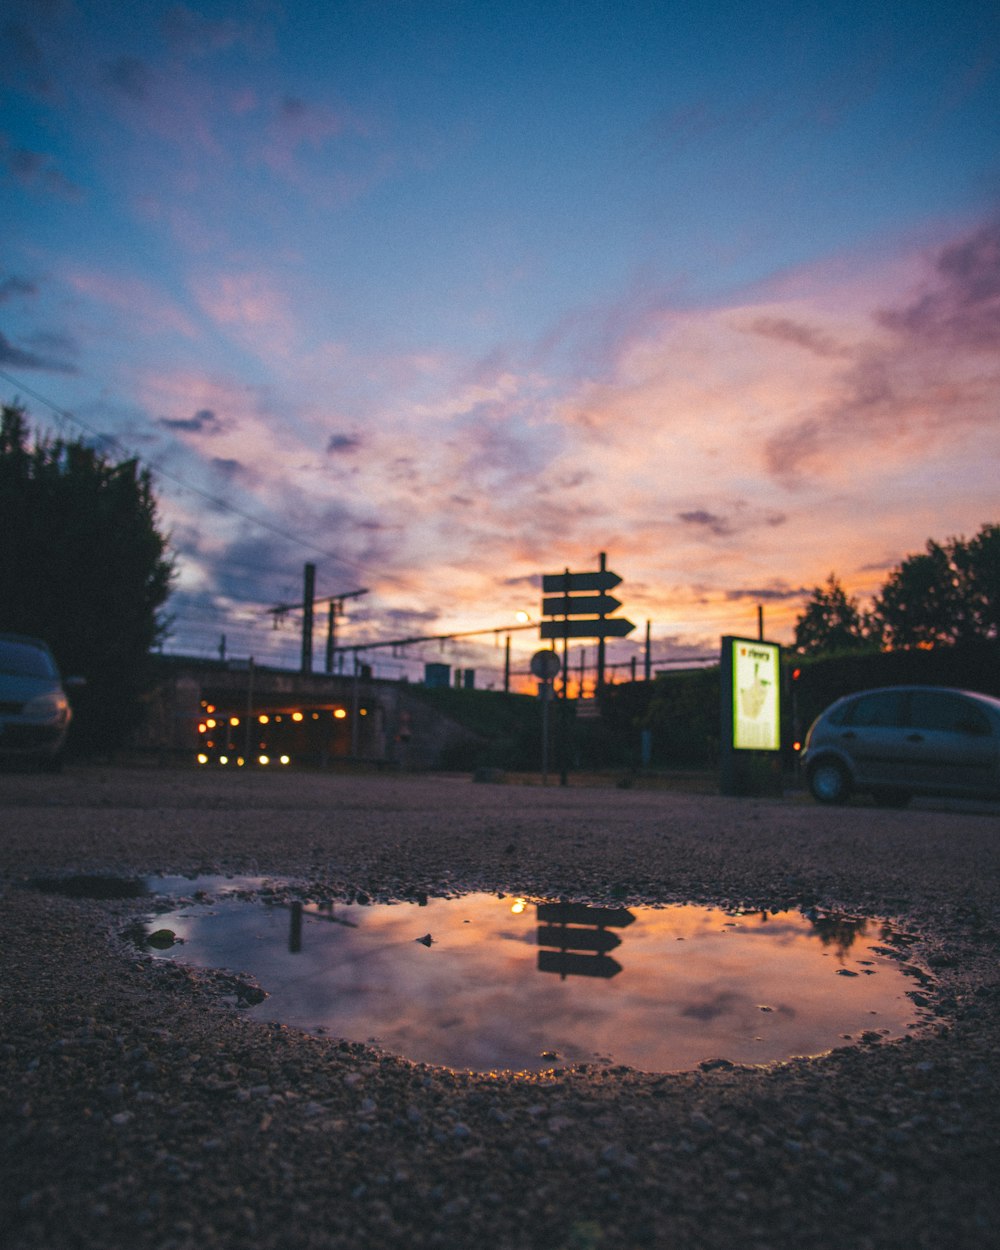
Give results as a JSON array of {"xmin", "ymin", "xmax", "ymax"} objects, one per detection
[{"xmin": 142, "ymin": 884, "xmax": 933, "ymax": 1073}]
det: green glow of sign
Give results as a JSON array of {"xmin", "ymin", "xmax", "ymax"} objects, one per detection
[{"xmin": 731, "ymin": 639, "xmax": 781, "ymax": 751}]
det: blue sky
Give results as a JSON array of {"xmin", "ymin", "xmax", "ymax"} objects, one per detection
[{"xmin": 2, "ymin": 0, "xmax": 998, "ymax": 686}]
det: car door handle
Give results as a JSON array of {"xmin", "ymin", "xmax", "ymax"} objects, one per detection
[{"xmin": 907, "ymin": 733, "xmax": 924, "ymax": 742}]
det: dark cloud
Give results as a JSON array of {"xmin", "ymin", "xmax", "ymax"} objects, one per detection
[
  {"xmin": 0, "ymin": 134, "xmax": 83, "ymax": 200},
  {"xmin": 677, "ymin": 509, "xmax": 733, "ymax": 537},
  {"xmin": 0, "ymin": 330, "xmax": 76, "ymax": 373},
  {"xmin": 0, "ymin": 21, "xmax": 52, "ymax": 97},
  {"xmin": 725, "ymin": 583, "xmax": 809, "ymax": 602},
  {"xmin": 0, "ymin": 274, "xmax": 37, "ymax": 302},
  {"xmin": 764, "ymin": 219, "xmax": 1000, "ymax": 482},
  {"xmin": 161, "ymin": 6, "xmax": 255, "ymax": 57},
  {"xmin": 326, "ymin": 433, "xmax": 361, "ymax": 454},
  {"xmin": 210, "ymin": 457, "xmax": 245, "ymax": 479},
  {"xmin": 765, "ymin": 350, "xmax": 898, "ymax": 479},
  {"xmin": 878, "ymin": 219, "xmax": 1000, "ymax": 352},
  {"xmin": 745, "ymin": 316, "xmax": 847, "ymax": 358},
  {"xmin": 156, "ymin": 408, "xmax": 222, "ymax": 434},
  {"xmin": 104, "ymin": 55, "xmax": 152, "ymax": 102}
]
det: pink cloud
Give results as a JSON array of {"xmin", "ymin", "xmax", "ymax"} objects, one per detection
[{"xmin": 65, "ymin": 267, "xmax": 198, "ymax": 338}]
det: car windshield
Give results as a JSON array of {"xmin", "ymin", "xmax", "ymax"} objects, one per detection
[{"xmin": 0, "ymin": 640, "xmax": 59, "ymax": 680}]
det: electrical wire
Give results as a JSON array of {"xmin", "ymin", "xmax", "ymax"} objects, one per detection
[{"xmin": 0, "ymin": 368, "xmax": 390, "ymax": 584}]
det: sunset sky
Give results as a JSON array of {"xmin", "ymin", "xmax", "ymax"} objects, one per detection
[{"xmin": 3, "ymin": 1, "xmax": 998, "ymax": 687}]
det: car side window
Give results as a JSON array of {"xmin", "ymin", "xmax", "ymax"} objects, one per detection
[
  {"xmin": 844, "ymin": 691, "xmax": 907, "ymax": 728},
  {"xmin": 909, "ymin": 691, "xmax": 991, "ymax": 736}
]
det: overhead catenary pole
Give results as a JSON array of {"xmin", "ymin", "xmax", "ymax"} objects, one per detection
[
  {"xmin": 301, "ymin": 562, "xmax": 316, "ymax": 675},
  {"xmin": 325, "ymin": 599, "xmax": 344, "ymax": 675}
]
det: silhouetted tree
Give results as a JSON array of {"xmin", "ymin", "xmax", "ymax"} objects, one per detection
[
  {"xmin": 793, "ymin": 573, "xmax": 874, "ymax": 655},
  {"xmin": 0, "ymin": 402, "xmax": 175, "ymax": 752},
  {"xmin": 872, "ymin": 525, "xmax": 1000, "ymax": 648}
]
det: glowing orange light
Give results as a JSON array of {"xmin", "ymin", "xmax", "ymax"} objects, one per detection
[
  {"xmin": 259, "ymin": 714, "xmax": 270, "ymax": 725},
  {"xmin": 280, "ymin": 755, "xmax": 290, "ymax": 765},
  {"xmin": 196, "ymin": 754, "xmax": 209, "ymax": 765},
  {"xmin": 230, "ymin": 716, "xmax": 240, "ymax": 727},
  {"xmin": 510, "ymin": 898, "xmax": 527, "ymax": 915},
  {"xmin": 334, "ymin": 708, "xmax": 347, "ymax": 719},
  {"xmin": 206, "ymin": 718, "xmax": 217, "ymax": 729},
  {"xmin": 198, "ymin": 723, "xmax": 207, "ymax": 734},
  {"xmin": 292, "ymin": 712, "xmax": 304, "ymax": 722}
]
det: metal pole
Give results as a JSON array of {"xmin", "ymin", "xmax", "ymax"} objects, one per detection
[
  {"xmin": 301, "ymin": 562, "xmax": 316, "ymax": 675},
  {"xmin": 645, "ymin": 620, "xmax": 651, "ymax": 681},
  {"xmin": 541, "ymin": 680, "xmax": 551, "ymax": 786},
  {"xmin": 325, "ymin": 600, "xmax": 338, "ymax": 675},
  {"xmin": 504, "ymin": 634, "xmax": 511, "ymax": 693},
  {"xmin": 596, "ymin": 551, "xmax": 607, "ymax": 693},
  {"xmin": 351, "ymin": 653, "xmax": 360, "ymax": 757},
  {"xmin": 244, "ymin": 657, "xmax": 254, "ymax": 761},
  {"xmin": 560, "ymin": 569, "xmax": 570, "ymax": 786}
]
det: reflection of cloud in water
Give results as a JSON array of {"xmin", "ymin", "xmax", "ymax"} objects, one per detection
[
  {"xmin": 149, "ymin": 893, "xmax": 926, "ymax": 1073},
  {"xmin": 680, "ymin": 990, "xmax": 749, "ymax": 1022}
]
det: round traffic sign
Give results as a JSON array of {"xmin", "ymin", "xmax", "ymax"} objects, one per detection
[{"xmin": 530, "ymin": 649, "xmax": 562, "ymax": 680}]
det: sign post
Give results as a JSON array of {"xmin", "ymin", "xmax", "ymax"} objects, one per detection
[
  {"xmin": 540, "ymin": 554, "xmax": 635, "ymax": 785},
  {"xmin": 530, "ymin": 649, "xmax": 562, "ymax": 785},
  {"xmin": 719, "ymin": 636, "xmax": 783, "ymax": 795}
]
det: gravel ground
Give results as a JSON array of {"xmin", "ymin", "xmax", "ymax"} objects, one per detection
[{"xmin": 1, "ymin": 765, "xmax": 999, "ymax": 1250}]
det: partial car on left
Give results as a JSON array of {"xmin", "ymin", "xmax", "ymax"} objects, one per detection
[{"xmin": 0, "ymin": 633, "xmax": 78, "ymax": 770}]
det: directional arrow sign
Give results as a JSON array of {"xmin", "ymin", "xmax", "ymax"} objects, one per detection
[
  {"xmin": 540, "ymin": 617, "xmax": 635, "ymax": 640},
  {"xmin": 542, "ymin": 570, "xmax": 622, "ymax": 594},
  {"xmin": 537, "ymin": 925, "xmax": 622, "ymax": 953},
  {"xmin": 542, "ymin": 593, "xmax": 622, "ymax": 618},
  {"xmin": 538, "ymin": 950, "xmax": 622, "ymax": 979},
  {"xmin": 537, "ymin": 902, "xmax": 636, "ymax": 928}
]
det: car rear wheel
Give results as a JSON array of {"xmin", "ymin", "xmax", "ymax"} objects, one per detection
[{"xmin": 808, "ymin": 759, "xmax": 851, "ymax": 805}]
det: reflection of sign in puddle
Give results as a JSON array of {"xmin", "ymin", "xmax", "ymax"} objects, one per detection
[{"xmin": 142, "ymin": 883, "xmax": 934, "ymax": 1074}]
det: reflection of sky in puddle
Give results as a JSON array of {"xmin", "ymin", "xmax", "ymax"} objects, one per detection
[{"xmin": 145, "ymin": 884, "xmax": 930, "ymax": 1073}]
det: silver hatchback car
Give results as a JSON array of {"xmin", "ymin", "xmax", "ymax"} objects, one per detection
[
  {"xmin": 0, "ymin": 634, "xmax": 75, "ymax": 769},
  {"xmin": 801, "ymin": 684, "xmax": 1000, "ymax": 806}
]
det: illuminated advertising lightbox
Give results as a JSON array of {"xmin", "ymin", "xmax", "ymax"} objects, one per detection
[{"xmin": 730, "ymin": 638, "xmax": 781, "ymax": 751}]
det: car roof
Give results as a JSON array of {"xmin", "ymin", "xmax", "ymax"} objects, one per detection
[{"xmin": 832, "ymin": 685, "xmax": 1000, "ymax": 714}]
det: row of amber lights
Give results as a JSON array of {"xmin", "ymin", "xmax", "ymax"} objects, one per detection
[{"xmin": 195, "ymin": 702, "xmax": 357, "ymax": 767}]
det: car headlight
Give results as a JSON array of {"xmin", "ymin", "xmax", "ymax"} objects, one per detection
[{"xmin": 24, "ymin": 690, "xmax": 69, "ymax": 723}]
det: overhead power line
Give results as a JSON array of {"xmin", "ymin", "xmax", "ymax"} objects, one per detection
[{"xmin": 0, "ymin": 369, "xmax": 382, "ymax": 581}]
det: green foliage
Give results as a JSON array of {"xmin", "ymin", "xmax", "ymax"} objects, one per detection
[
  {"xmin": 641, "ymin": 668, "xmax": 720, "ymax": 766},
  {"xmin": 0, "ymin": 403, "xmax": 175, "ymax": 752},
  {"xmin": 794, "ymin": 524, "xmax": 999, "ymax": 656},
  {"xmin": 872, "ymin": 525, "xmax": 1000, "ymax": 648},
  {"xmin": 405, "ymin": 684, "xmax": 543, "ymax": 769},
  {"xmin": 793, "ymin": 573, "xmax": 874, "ymax": 655}
]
